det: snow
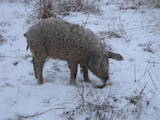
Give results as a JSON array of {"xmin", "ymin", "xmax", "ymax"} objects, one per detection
[{"xmin": 0, "ymin": 1, "xmax": 160, "ymax": 120}]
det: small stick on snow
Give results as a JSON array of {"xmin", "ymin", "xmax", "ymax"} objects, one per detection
[
  {"xmin": 134, "ymin": 64, "xmax": 137, "ymax": 82},
  {"xmin": 148, "ymin": 70, "xmax": 158, "ymax": 90},
  {"xmin": 17, "ymin": 107, "xmax": 64, "ymax": 119}
]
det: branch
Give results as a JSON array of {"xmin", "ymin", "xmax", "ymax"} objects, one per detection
[
  {"xmin": 18, "ymin": 107, "xmax": 64, "ymax": 119},
  {"xmin": 148, "ymin": 70, "xmax": 158, "ymax": 90}
]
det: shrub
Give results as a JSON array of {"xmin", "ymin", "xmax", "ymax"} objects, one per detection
[{"xmin": 23, "ymin": 0, "xmax": 100, "ymax": 23}]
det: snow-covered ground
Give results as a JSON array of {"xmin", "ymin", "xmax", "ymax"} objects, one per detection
[{"xmin": 0, "ymin": 1, "xmax": 160, "ymax": 120}]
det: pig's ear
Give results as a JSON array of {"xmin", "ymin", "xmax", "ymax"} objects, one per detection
[{"xmin": 106, "ymin": 51, "xmax": 123, "ymax": 61}]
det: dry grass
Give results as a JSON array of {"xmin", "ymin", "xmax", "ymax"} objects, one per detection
[
  {"xmin": 0, "ymin": 34, "xmax": 6, "ymax": 45},
  {"xmin": 106, "ymin": 0, "xmax": 160, "ymax": 9},
  {"xmin": 57, "ymin": 0, "xmax": 101, "ymax": 16},
  {"xmin": 61, "ymin": 81, "xmax": 150, "ymax": 120},
  {"xmin": 23, "ymin": 0, "xmax": 101, "ymax": 24}
]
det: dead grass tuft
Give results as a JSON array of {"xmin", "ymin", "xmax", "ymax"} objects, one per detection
[
  {"xmin": 62, "ymin": 81, "xmax": 151, "ymax": 120},
  {"xmin": 23, "ymin": 0, "xmax": 101, "ymax": 24},
  {"xmin": 0, "ymin": 34, "xmax": 6, "ymax": 45}
]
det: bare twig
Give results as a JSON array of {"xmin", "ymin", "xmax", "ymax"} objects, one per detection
[
  {"xmin": 77, "ymin": 80, "xmax": 86, "ymax": 110},
  {"xmin": 137, "ymin": 56, "xmax": 151, "ymax": 81},
  {"xmin": 137, "ymin": 68, "xmax": 147, "ymax": 81},
  {"xmin": 138, "ymin": 82, "xmax": 148, "ymax": 97},
  {"xmin": 18, "ymin": 107, "xmax": 64, "ymax": 119},
  {"xmin": 148, "ymin": 70, "xmax": 158, "ymax": 90},
  {"xmin": 134, "ymin": 64, "xmax": 137, "ymax": 82}
]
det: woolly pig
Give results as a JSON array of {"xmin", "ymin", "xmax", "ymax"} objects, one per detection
[{"xmin": 24, "ymin": 18, "xmax": 123, "ymax": 85}]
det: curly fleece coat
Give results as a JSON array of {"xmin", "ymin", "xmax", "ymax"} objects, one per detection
[{"xmin": 24, "ymin": 18, "xmax": 123, "ymax": 85}]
